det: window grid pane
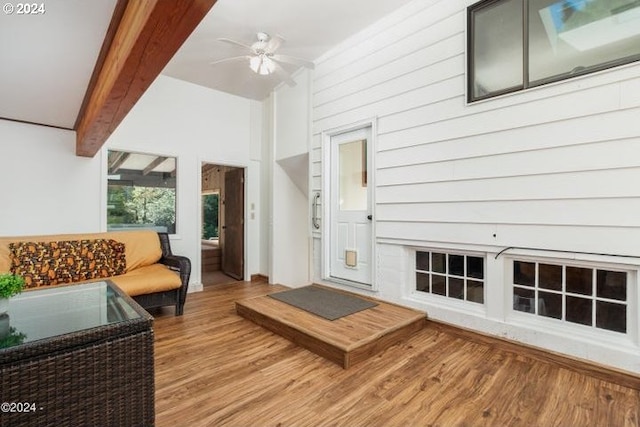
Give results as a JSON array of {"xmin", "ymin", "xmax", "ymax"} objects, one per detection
[
  {"xmin": 512, "ymin": 260, "xmax": 628, "ymax": 335},
  {"xmin": 415, "ymin": 251, "xmax": 484, "ymax": 305}
]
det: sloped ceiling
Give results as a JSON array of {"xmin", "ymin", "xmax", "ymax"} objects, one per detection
[{"xmin": 0, "ymin": 0, "xmax": 415, "ymax": 147}]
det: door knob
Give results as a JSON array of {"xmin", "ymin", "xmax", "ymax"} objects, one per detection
[{"xmin": 367, "ymin": 215, "xmax": 372, "ymax": 220}]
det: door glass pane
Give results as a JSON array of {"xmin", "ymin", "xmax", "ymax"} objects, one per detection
[
  {"xmin": 471, "ymin": 0, "xmax": 523, "ymax": 99},
  {"xmin": 529, "ymin": 0, "xmax": 640, "ymax": 83},
  {"xmin": 338, "ymin": 140, "xmax": 367, "ymax": 211}
]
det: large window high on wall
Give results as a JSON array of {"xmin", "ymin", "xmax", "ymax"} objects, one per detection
[
  {"xmin": 468, "ymin": 0, "xmax": 640, "ymax": 102},
  {"xmin": 107, "ymin": 150, "xmax": 177, "ymax": 234}
]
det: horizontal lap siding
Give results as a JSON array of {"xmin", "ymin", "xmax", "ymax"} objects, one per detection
[{"xmin": 312, "ymin": 0, "xmax": 640, "ymax": 256}]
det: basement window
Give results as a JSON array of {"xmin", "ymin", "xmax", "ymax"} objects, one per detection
[
  {"xmin": 468, "ymin": 0, "xmax": 640, "ymax": 102},
  {"xmin": 415, "ymin": 251, "xmax": 485, "ymax": 304},
  {"xmin": 513, "ymin": 260, "xmax": 628, "ymax": 334}
]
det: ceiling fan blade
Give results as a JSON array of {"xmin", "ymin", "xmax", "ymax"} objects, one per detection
[
  {"xmin": 272, "ymin": 54, "xmax": 315, "ymax": 70},
  {"xmin": 209, "ymin": 55, "xmax": 249, "ymax": 66},
  {"xmin": 266, "ymin": 34, "xmax": 285, "ymax": 53},
  {"xmin": 271, "ymin": 61, "xmax": 297, "ymax": 87},
  {"xmin": 217, "ymin": 38, "xmax": 254, "ymax": 52}
]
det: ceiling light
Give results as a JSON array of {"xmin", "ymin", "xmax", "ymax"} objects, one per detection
[{"xmin": 249, "ymin": 54, "xmax": 275, "ymax": 75}]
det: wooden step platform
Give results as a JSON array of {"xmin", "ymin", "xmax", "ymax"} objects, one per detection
[{"xmin": 236, "ymin": 286, "xmax": 426, "ymax": 369}]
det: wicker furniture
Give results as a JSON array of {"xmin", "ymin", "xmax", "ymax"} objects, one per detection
[
  {"xmin": 0, "ymin": 230, "xmax": 191, "ymax": 316},
  {"xmin": 134, "ymin": 232, "xmax": 191, "ymax": 315},
  {"xmin": 0, "ymin": 281, "xmax": 154, "ymax": 427}
]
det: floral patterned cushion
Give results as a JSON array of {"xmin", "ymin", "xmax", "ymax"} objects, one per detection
[{"xmin": 8, "ymin": 239, "xmax": 126, "ymax": 288}]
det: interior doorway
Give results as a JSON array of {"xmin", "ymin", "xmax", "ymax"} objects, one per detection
[{"xmin": 201, "ymin": 163, "xmax": 245, "ymax": 286}]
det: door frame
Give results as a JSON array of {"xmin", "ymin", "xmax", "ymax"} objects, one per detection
[
  {"xmin": 321, "ymin": 118, "xmax": 377, "ymax": 291},
  {"xmin": 198, "ymin": 160, "xmax": 248, "ymax": 284}
]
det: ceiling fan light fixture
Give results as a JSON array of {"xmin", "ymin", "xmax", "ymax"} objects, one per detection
[
  {"xmin": 249, "ymin": 54, "xmax": 275, "ymax": 75},
  {"xmin": 249, "ymin": 55, "xmax": 261, "ymax": 73}
]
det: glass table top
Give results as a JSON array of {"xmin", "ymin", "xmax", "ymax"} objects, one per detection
[{"xmin": 0, "ymin": 281, "xmax": 142, "ymax": 350}]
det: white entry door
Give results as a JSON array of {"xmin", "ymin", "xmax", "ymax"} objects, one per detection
[{"xmin": 328, "ymin": 126, "xmax": 373, "ymax": 286}]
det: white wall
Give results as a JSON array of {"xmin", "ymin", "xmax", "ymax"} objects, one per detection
[
  {"xmin": 268, "ymin": 70, "xmax": 312, "ymax": 287},
  {"xmin": 0, "ymin": 119, "xmax": 102, "ymax": 236},
  {"xmin": 1, "ymin": 74, "xmax": 262, "ymax": 288},
  {"xmin": 309, "ymin": 0, "xmax": 640, "ymax": 374},
  {"xmin": 106, "ymin": 74, "xmax": 261, "ymax": 288},
  {"xmin": 248, "ymin": 101, "xmax": 264, "ymax": 277}
]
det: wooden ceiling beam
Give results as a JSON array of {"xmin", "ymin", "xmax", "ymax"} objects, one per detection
[
  {"xmin": 143, "ymin": 156, "xmax": 168, "ymax": 175},
  {"xmin": 108, "ymin": 152, "xmax": 130, "ymax": 174},
  {"xmin": 75, "ymin": 0, "xmax": 217, "ymax": 157}
]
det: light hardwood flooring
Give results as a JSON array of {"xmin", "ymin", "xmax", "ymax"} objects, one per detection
[
  {"xmin": 201, "ymin": 270, "xmax": 237, "ymax": 286},
  {"xmin": 153, "ymin": 280, "xmax": 640, "ymax": 427},
  {"xmin": 236, "ymin": 287, "xmax": 426, "ymax": 368}
]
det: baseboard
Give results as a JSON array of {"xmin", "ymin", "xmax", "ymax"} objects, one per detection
[
  {"xmin": 250, "ymin": 274, "xmax": 269, "ymax": 283},
  {"xmin": 428, "ymin": 319, "xmax": 640, "ymax": 391},
  {"xmin": 188, "ymin": 282, "xmax": 203, "ymax": 293}
]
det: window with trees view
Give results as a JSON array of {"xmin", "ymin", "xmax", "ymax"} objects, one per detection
[
  {"xmin": 107, "ymin": 150, "xmax": 177, "ymax": 234},
  {"xmin": 202, "ymin": 193, "xmax": 219, "ymax": 239},
  {"xmin": 468, "ymin": 0, "xmax": 640, "ymax": 101}
]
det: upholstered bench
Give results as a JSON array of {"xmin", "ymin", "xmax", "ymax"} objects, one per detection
[{"xmin": 0, "ymin": 230, "xmax": 191, "ymax": 315}]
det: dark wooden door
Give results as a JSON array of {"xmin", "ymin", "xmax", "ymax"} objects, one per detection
[{"xmin": 222, "ymin": 168, "xmax": 244, "ymax": 280}]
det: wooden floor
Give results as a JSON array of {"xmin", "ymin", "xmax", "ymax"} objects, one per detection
[
  {"xmin": 153, "ymin": 280, "xmax": 640, "ymax": 427},
  {"xmin": 236, "ymin": 286, "xmax": 426, "ymax": 368}
]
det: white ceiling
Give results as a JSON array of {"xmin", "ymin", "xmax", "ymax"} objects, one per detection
[
  {"xmin": 0, "ymin": 0, "xmax": 117, "ymax": 129},
  {"xmin": 154, "ymin": 0, "xmax": 415, "ymax": 100},
  {"xmin": 0, "ymin": 0, "xmax": 414, "ymax": 129}
]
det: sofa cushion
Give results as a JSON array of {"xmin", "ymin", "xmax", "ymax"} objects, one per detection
[
  {"xmin": 110, "ymin": 264, "xmax": 181, "ymax": 297},
  {"xmin": 0, "ymin": 230, "xmax": 161, "ymax": 274},
  {"xmin": 104, "ymin": 231, "xmax": 162, "ymax": 272},
  {"xmin": 9, "ymin": 239, "xmax": 126, "ymax": 288}
]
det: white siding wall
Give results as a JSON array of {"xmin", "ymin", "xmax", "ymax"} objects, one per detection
[{"xmin": 311, "ymin": 0, "xmax": 640, "ymax": 374}]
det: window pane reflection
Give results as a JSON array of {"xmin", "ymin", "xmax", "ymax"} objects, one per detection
[
  {"xmin": 471, "ymin": 0, "xmax": 523, "ymax": 98},
  {"xmin": 566, "ymin": 267, "xmax": 592, "ymax": 295},
  {"xmin": 596, "ymin": 301, "xmax": 626, "ymax": 333},
  {"xmin": 529, "ymin": 0, "xmax": 640, "ymax": 83},
  {"xmin": 597, "ymin": 270, "xmax": 626, "ymax": 301}
]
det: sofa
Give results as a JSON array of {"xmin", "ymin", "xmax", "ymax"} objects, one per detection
[{"xmin": 0, "ymin": 230, "xmax": 191, "ymax": 315}]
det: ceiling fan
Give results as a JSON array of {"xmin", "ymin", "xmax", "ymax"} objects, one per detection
[{"xmin": 210, "ymin": 32, "xmax": 315, "ymax": 87}]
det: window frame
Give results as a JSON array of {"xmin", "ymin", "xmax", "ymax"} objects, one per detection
[
  {"xmin": 413, "ymin": 248, "xmax": 486, "ymax": 306},
  {"xmin": 467, "ymin": 0, "xmax": 640, "ymax": 103},
  {"xmin": 507, "ymin": 255, "xmax": 638, "ymax": 342},
  {"xmin": 105, "ymin": 149, "xmax": 178, "ymax": 235}
]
